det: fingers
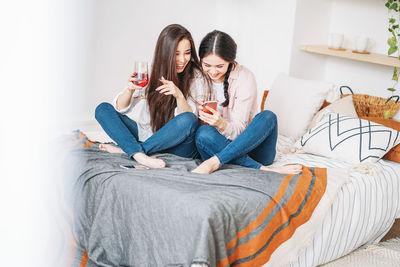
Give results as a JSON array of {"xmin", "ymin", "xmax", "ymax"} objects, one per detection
[
  {"xmin": 199, "ymin": 110, "xmax": 217, "ymax": 126},
  {"xmin": 155, "ymin": 82, "xmax": 182, "ymax": 98},
  {"xmin": 156, "ymin": 85, "xmax": 175, "ymax": 95},
  {"xmin": 159, "ymin": 76, "xmax": 168, "ymax": 84},
  {"xmin": 155, "ymin": 85, "xmax": 165, "ymax": 91},
  {"xmin": 127, "ymin": 78, "xmax": 144, "ymax": 91},
  {"xmin": 159, "ymin": 76, "xmax": 173, "ymax": 85},
  {"xmin": 159, "ymin": 90, "xmax": 174, "ymax": 95},
  {"xmin": 199, "ymin": 114, "xmax": 213, "ymax": 125},
  {"xmin": 203, "ymin": 105, "xmax": 217, "ymax": 114}
]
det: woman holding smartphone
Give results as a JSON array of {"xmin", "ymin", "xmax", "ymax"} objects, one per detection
[
  {"xmin": 95, "ymin": 24, "xmax": 209, "ymax": 169},
  {"xmin": 192, "ymin": 30, "xmax": 302, "ymax": 174}
]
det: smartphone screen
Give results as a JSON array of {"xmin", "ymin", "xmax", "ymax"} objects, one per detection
[
  {"xmin": 120, "ymin": 165, "xmax": 135, "ymax": 169},
  {"xmin": 119, "ymin": 164, "xmax": 150, "ymax": 170}
]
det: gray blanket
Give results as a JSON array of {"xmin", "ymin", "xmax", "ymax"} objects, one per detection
[{"xmin": 63, "ymin": 143, "xmax": 320, "ymax": 267}]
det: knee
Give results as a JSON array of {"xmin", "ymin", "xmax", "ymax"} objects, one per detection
[
  {"xmin": 175, "ymin": 112, "xmax": 198, "ymax": 132},
  {"xmin": 264, "ymin": 150, "xmax": 277, "ymax": 166},
  {"xmin": 95, "ymin": 102, "xmax": 114, "ymax": 121},
  {"xmin": 195, "ymin": 125, "xmax": 214, "ymax": 145},
  {"xmin": 258, "ymin": 110, "xmax": 277, "ymax": 126}
]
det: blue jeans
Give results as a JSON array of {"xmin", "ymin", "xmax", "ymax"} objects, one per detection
[
  {"xmin": 195, "ymin": 110, "xmax": 278, "ymax": 169},
  {"xmin": 95, "ymin": 102, "xmax": 199, "ymax": 159}
]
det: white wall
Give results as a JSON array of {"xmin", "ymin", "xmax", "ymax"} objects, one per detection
[
  {"xmin": 0, "ymin": 0, "xmax": 96, "ymax": 266},
  {"xmin": 212, "ymin": 0, "xmax": 298, "ymax": 103},
  {"xmin": 86, "ymin": 0, "xmax": 298, "ymax": 122},
  {"xmin": 89, "ymin": 0, "xmax": 218, "ymax": 123},
  {"xmin": 291, "ymin": 0, "xmax": 394, "ymax": 99},
  {"xmin": 77, "ymin": 0, "xmax": 393, "ymax": 121},
  {"xmin": 325, "ymin": 0, "xmax": 392, "ymax": 98},
  {"xmin": 290, "ymin": 0, "xmax": 332, "ymax": 79}
]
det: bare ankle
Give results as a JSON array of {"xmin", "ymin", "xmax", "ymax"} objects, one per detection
[
  {"xmin": 191, "ymin": 156, "xmax": 221, "ymax": 174},
  {"xmin": 132, "ymin": 152, "xmax": 146, "ymax": 161}
]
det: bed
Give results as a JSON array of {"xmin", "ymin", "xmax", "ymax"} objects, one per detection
[
  {"xmin": 58, "ymin": 74, "xmax": 400, "ymax": 267},
  {"xmin": 58, "ymin": 131, "xmax": 399, "ymax": 267}
]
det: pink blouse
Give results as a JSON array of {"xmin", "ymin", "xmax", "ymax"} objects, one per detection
[{"xmin": 220, "ymin": 64, "xmax": 258, "ymax": 140}]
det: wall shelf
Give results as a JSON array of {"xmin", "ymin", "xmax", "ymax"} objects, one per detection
[{"xmin": 300, "ymin": 45, "xmax": 400, "ymax": 68}]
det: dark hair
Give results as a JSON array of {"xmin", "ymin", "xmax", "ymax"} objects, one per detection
[
  {"xmin": 199, "ymin": 30, "xmax": 237, "ymax": 107},
  {"xmin": 146, "ymin": 24, "xmax": 204, "ymax": 132}
]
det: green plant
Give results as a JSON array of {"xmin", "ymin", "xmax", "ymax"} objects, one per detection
[{"xmin": 385, "ymin": 0, "xmax": 400, "ymax": 118}]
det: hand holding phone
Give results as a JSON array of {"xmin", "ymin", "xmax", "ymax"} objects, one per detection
[{"xmin": 201, "ymin": 100, "xmax": 218, "ymax": 115}]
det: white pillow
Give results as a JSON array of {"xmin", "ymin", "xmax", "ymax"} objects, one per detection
[
  {"xmin": 297, "ymin": 113, "xmax": 400, "ymax": 164},
  {"xmin": 308, "ymin": 95, "xmax": 357, "ymax": 130},
  {"xmin": 264, "ymin": 73, "xmax": 333, "ymax": 139}
]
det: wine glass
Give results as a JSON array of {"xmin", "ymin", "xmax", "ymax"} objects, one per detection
[{"xmin": 131, "ymin": 61, "xmax": 149, "ymax": 98}]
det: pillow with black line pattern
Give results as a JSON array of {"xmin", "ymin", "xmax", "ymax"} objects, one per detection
[{"xmin": 296, "ymin": 112, "xmax": 400, "ymax": 164}]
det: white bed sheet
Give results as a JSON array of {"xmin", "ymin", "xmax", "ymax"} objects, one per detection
[{"xmin": 274, "ymin": 135, "xmax": 400, "ymax": 267}]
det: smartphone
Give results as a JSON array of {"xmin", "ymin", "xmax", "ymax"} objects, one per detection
[
  {"xmin": 119, "ymin": 164, "xmax": 150, "ymax": 170},
  {"xmin": 202, "ymin": 100, "xmax": 218, "ymax": 115}
]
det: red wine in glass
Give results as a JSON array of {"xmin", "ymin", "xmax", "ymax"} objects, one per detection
[
  {"xmin": 131, "ymin": 61, "xmax": 149, "ymax": 98},
  {"xmin": 130, "ymin": 72, "xmax": 148, "ymax": 87}
]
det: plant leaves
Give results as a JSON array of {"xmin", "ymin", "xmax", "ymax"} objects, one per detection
[
  {"xmin": 384, "ymin": 110, "xmax": 391, "ymax": 119},
  {"xmin": 387, "ymin": 88, "xmax": 397, "ymax": 92},
  {"xmin": 393, "ymin": 67, "xmax": 399, "ymax": 82},
  {"xmin": 388, "ymin": 46, "xmax": 398, "ymax": 55},
  {"xmin": 390, "ymin": 18, "xmax": 396, "ymax": 24},
  {"xmin": 388, "ymin": 36, "xmax": 397, "ymax": 47}
]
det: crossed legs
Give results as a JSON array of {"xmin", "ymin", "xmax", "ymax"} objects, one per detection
[
  {"xmin": 192, "ymin": 110, "xmax": 302, "ymax": 174},
  {"xmin": 95, "ymin": 102, "xmax": 199, "ymax": 168}
]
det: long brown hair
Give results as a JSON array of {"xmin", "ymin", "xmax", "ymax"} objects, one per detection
[{"xmin": 146, "ymin": 24, "xmax": 204, "ymax": 132}]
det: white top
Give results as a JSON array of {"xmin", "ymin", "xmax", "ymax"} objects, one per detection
[
  {"xmin": 113, "ymin": 74, "xmax": 207, "ymax": 142},
  {"xmin": 212, "ymin": 81, "xmax": 225, "ymax": 115}
]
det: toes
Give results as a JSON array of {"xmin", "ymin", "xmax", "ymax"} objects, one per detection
[{"xmin": 159, "ymin": 160, "xmax": 166, "ymax": 168}]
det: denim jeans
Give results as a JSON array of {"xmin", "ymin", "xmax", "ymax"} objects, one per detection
[
  {"xmin": 195, "ymin": 110, "xmax": 278, "ymax": 169},
  {"xmin": 95, "ymin": 102, "xmax": 199, "ymax": 159}
]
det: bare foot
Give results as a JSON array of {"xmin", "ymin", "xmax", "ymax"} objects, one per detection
[
  {"xmin": 99, "ymin": 143, "xmax": 124, "ymax": 154},
  {"xmin": 133, "ymin": 152, "xmax": 166, "ymax": 169},
  {"xmin": 191, "ymin": 156, "xmax": 221, "ymax": 174},
  {"xmin": 260, "ymin": 164, "xmax": 303, "ymax": 174}
]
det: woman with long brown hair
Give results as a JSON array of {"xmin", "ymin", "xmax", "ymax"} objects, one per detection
[{"xmin": 95, "ymin": 24, "xmax": 208, "ymax": 169}]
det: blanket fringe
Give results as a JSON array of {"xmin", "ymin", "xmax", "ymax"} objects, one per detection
[
  {"xmin": 350, "ymin": 162, "xmax": 382, "ymax": 176},
  {"xmin": 281, "ymin": 146, "xmax": 304, "ymax": 155}
]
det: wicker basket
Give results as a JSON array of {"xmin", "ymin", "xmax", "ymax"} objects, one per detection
[{"xmin": 340, "ymin": 86, "xmax": 400, "ymax": 118}]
